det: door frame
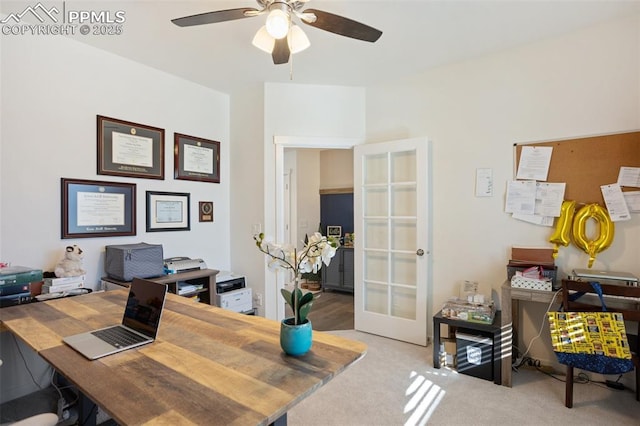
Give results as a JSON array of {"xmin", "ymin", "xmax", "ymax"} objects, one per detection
[{"xmin": 272, "ymin": 136, "xmax": 364, "ymax": 320}]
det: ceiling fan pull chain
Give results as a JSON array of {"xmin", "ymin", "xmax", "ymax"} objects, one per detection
[
  {"xmin": 289, "ymin": 30, "xmax": 294, "ymax": 80},
  {"xmin": 289, "ymin": 50, "xmax": 294, "ymax": 80}
]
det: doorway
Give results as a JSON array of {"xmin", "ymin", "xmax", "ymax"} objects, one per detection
[
  {"xmin": 274, "ymin": 136, "xmax": 432, "ymax": 346},
  {"xmin": 274, "ymin": 136, "xmax": 362, "ymax": 322},
  {"xmin": 283, "ymin": 146, "xmax": 355, "ymax": 331}
]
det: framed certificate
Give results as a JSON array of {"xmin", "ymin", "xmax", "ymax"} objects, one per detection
[
  {"xmin": 146, "ymin": 191, "xmax": 190, "ymax": 232},
  {"xmin": 61, "ymin": 178, "xmax": 136, "ymax": 239},
  {"xmin": 97, "ymin": 115, "xmax": 165, "ymax": 180},
  {"xmin": 174, "ymin": 133, "xmax": 220, "ymax": 183}
]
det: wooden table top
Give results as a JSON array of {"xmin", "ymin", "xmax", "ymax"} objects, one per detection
[{"xmin": 0, "ymin": 290, "xmax": 367, "ymax": 425}]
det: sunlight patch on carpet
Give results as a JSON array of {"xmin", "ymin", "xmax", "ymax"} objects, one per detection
[{"xmin": 404, "ymin": 370, "xmax": 446, "ymax": 426}]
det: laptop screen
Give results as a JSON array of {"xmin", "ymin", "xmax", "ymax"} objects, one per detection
[{"xmin": 122, "ymin": 279, "xmax": 168, "ymax": 338}]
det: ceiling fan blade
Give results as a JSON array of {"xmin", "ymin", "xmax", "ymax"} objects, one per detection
[
  {"xmin": 172, "ymin": 8, "xmax": 259, "ymax": 27},
  {"xmin": 272, "ymin": 37, "xmax": 291, "ymax": 65},
  {"xmin": 301, "ymin": 9, "xmax": 382, "ymax": 42}
]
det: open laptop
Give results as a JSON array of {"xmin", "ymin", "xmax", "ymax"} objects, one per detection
[{"xmin": 63, "ymin": 278, "xmax": 168, "ymax": 360}]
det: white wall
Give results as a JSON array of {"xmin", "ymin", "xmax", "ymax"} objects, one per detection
[
  {"xmin": 295, "ymin": 149, "xmax": 321, "ymax": 248},
  {"xmin": 366, "ymin": 14, "xmax": 640, "ymax": 365},
  {"xmin": 320, "ymin": 149, "xmax": 354, "ymax": 190},
  {"xmin": 229, "ymin": 84, "xmax": 265, "ymax": 317},
  {"xmin": 1, "ymin": 34, "xmax": 231, "ymax": 287}
]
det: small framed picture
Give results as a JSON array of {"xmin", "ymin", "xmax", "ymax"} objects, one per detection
[
  {"xmin": 174, "ymin": 133, "xmax": 220, "ymax": 183},
  {"xmin": 97, "ymin": 115, "xmax": 165, "ymax": 180},
  {"xmin": 327, "ymin": 226, "xmax": 342, "ymax": 238},
  {"xmin": 199, "ymin": 201, "xmax": 214, "ymax": 222},
  {"xmin": 61, "ymin": 178, "xmax": 136, "ymax": 239},
  {"xmin": 146, "ymin": 191, "xmax": 190, "ymax": 232}
]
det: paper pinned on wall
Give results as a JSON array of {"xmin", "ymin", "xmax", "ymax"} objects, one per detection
[
  {"xmin": 505, "ymin": 180, "xmax": 536, "ymax": 215},
  {"xmin": 475, "ymin": 168, "xmax": 493, "ymax": 197},
  {"xmin": 623, "ymin": 191, "xmax": 640, "ymax": 212},
  {"xmin": 512, "ymin": 213, "xmax": 555, "ymax": 226},
  {"xmin": 601, "ymin": 183, "xmax": 631, "ymax": 221},
  {"xmin": 618, "ymin": 166, "xmax": 640, "ymax": 188},
  {"xmin": 534, "ymin": 182, "xmax": 566, "ymax": 217},
  {"xmin": 516, "ymin": 146, "xmax": 553, "ymax": 181}
]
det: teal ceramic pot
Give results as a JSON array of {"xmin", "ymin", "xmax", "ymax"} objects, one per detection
[{"xmin": 280, "ymin": 318, "xmax": 312, "ymax": 356}]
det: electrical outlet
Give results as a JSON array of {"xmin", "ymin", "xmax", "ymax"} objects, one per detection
[
  {"xmin": 252, "ymin": 223, "xmax": 262, "ymax": 234},
  {"xmin": 254, "ymin": 293, "xmax": 263, "ymax": 307}
]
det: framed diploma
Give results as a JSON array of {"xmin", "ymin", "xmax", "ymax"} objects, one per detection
[
  {"xmin": 97, "ymin": 115, "xmax": 165, "ymax": 180},
  {"xmin": 146, "ymin": 191, "xmax": 190, "ymax": 232},
  {"xmin": 61, "ymin": 178, "xmax": 136, "ymax": 239},
  {"xmin": 174, "ymin": 133, "xmax": 220, "ymax": 183}
]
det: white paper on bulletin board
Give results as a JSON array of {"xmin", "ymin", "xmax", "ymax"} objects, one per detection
[{"xmin": 516, "ymin": 146, "xmax": 553, "ymax": 181}]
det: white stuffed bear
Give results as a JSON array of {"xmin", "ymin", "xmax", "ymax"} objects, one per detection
[{"xmin": 54, "ymin": 245, "xmax": 86, "ymax": 278}]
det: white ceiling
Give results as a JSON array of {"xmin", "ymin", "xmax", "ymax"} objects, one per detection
[{"xmin": 4, "ymin": 1, "xmax": 640, "ymax": 94}]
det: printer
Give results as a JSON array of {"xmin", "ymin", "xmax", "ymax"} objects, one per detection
[{"xmin": 216, "ymin": 271, "xmax": 252, "ymax": 313}]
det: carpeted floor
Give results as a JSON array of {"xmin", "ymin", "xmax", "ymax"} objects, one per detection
[{"xmin": 287, "ymin": 330, "xmax": 639, "ymax": 426}]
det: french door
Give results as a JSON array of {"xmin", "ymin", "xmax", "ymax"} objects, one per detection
[{"xmin": 354, "ymin": 138, "xmax": 431, "ymax": 345}]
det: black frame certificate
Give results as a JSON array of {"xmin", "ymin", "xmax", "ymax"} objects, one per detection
[
  {"xmin": 97, "ymin": 115, "xmax": 165, "ymax": 180},
  {"xmin": 146, "ymin": 191, "xmax": 191, "ymax": 232},
  {"xmin": 61, "ymin": 178, "xmax": 136, "ymax": 239},
  {"xmin": 174, "ymin": 133, "xmax": 220, "ymax": 183}
]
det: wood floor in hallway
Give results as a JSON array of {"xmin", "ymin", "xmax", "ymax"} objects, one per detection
[{"xmin": 285, "ymin": 289, "xmax": 354, "ymax": 331}]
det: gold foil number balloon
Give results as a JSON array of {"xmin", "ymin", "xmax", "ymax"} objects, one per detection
[
  {"xmin": 571, "ymin": 203, "xmax": 615, "ymax": 268},
  {"xmin": 549, "ymin": 200, "xmax": 576, "ymax": 259}
]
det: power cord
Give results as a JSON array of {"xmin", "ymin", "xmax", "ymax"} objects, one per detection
[
  {"xmin": 51, "ymin": 369, "xmax": 79, "ymax": 421},
  {"xmin": 512, "ymin": 288, "xmax": 562, "ymax": 369},
  {"xmin": 11, "ymin": 334, "xmax": 43, "ymax": 389}
]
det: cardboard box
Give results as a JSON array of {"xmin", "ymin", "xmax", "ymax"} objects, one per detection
[
  {"xmin": 511, "ymin": 247, "xmax": 555, "ymax": 264},
  {"xmin": 440, "ymin": 338, "xmax": 457, "ymax": 367}
]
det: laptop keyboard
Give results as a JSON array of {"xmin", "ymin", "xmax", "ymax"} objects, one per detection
[{"xmin": 92, "ymin": 326, "xmax": 149, "ymax": 348}]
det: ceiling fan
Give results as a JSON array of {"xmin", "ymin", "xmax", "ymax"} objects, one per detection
[{"xmin": 171, "ymin": 0, "xmax": 383, "ymax": 65}]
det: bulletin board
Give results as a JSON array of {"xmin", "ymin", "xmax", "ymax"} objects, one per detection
[{"xmin": 515, "ymin": 131, "xmax": 640, "ymax": 205}]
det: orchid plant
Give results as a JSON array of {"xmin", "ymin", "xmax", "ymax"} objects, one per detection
[{"xmin": 254, "ymin": 232, "xmax": 339, "ymax": 325}]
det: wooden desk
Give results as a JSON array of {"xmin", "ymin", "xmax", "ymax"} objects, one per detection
[
  {"xmin": 500, "ymin": 280, "xmax": 560, "ymax": 387},
  {"xmin": 0, "ymin": 289, "xmax": 366, "ymax": 425}
]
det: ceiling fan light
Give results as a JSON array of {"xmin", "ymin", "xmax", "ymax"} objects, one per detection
[
  {"xmin": 265, "ymin": 9, "xmax": 289, "ymax": 39},
  {"xmin": 252, "ymin": 26, "xmax": 274, "ymax": 53},
  {"xmin": 289, "ymin": 25, "xmax": 310, "ymax": 54}
]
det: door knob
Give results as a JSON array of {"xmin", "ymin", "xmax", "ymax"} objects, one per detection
[{"xmin": 416, "ymin": 249, "xmax": 424, "ymax": 256}]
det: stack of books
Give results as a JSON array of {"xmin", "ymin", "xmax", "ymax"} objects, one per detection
[
  {"xmin": 42, "ymin": 274, "xmax": 86, "ymax": 293},
  {"xmin": 0, "ymin": 266, "xmax": 43, "ymax": 306}
]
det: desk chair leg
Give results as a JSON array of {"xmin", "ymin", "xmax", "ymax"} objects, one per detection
[{"xmin": 565, "ymin": 366, "xmax": 574, "ymax": 408}]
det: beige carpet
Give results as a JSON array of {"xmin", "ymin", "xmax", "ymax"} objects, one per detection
[{"xmin": 287, "ymin": 330, "xmax": 639, "ymax": 426}]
